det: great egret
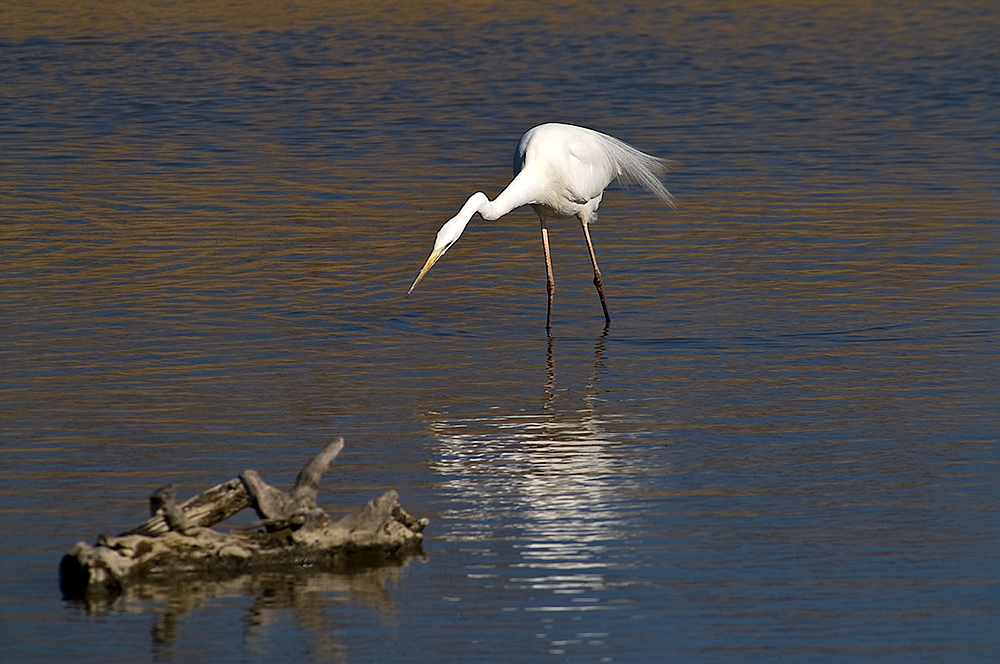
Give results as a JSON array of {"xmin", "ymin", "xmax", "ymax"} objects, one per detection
[{"xmin": 408, "ymin": 123, "xmax": 672, "ymax": 329}]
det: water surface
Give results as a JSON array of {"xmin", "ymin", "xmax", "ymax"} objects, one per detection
[{"xmin": 2, "ymin": 1, "xmax": 998, "ymax": 662}]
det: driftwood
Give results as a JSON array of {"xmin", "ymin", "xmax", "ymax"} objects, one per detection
[{"xmin": 60, "ymin": 439, "xmax": 428, "ymax": 599}]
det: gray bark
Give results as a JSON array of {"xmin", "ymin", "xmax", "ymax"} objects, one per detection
[{"xmin": 60, "ymin": 439, "xmax": 427, "ymax": 599}]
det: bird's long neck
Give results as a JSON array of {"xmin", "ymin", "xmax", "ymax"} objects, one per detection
[
  {"xmin": 436, "ymin": 168, "xmax": 541, "ymax": 251},
  {"xmin": 471, "ymin": 167, "xmax": 540, "ymax": 221}
]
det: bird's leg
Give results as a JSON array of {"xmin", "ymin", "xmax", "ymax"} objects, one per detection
[
  {"xmin": 539, "ymin": 219, "xmax": 556, "ymax": 332},
  {"xmin": 580, "ymin": 218, "xmax": 611, "ymax": 326}
]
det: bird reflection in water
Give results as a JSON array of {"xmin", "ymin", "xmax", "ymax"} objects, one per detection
[{"xmin": 431, "ymin": 331, "xmax": 638, "ymax": 608}]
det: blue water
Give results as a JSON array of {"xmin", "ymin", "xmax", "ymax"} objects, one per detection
[{"xmin": 2, "ymin": 1, "xmax": 998, "ymax": 662}]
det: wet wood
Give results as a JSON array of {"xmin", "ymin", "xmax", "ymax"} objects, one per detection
[{"xmin": 60, "ymin": 438, "xmax": 428, "ymax": 599}]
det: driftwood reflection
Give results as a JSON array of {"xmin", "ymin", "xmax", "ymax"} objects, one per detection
[
  {"xmin": 60, "ymin": 440, "xmax": 425, "ymax": 661},
  {"xmin": 66, "ymin": 563, "xmax": 411, "ymax": 658}
]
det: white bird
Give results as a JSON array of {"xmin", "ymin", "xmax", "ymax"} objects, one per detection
[{"xmin": 407, "ymin": 123, "xmax": 672, "ymax": 330}]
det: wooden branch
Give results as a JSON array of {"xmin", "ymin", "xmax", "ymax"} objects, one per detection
[
  {"xmin": 60, "ymin": 439, "xmax": 427, "ymax": 599},
  {"xmin": 124, "ymin": 478, "xmax": 250, "ymax": 537},
  {"xmin": 292, "ymin": 437, "xmax": 344, "ymax": 506}
]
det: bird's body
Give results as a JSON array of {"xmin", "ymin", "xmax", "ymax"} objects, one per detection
[{"xmin": 408, "ymin": 123, "xmax": 672, "ymax": 330}]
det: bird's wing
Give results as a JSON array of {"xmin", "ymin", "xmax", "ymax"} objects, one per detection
[{"xmin": 561, "ymin": 138, "xmax": 618, "ymax": 204}]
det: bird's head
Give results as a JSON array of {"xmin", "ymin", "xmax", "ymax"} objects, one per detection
[
  {"xmin": 407, "ymin": 213, "xmax": 472, "ymax": 295},
  {"xmin": 408, "ymin": 192, "xmax": 491, "ymax": 295}
]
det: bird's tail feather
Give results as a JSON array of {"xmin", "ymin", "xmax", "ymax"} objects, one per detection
[{"xmin": 597, "ymin": 131, "xmax": 673, "ymax": 206}]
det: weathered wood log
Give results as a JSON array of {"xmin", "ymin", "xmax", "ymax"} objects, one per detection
[
  {"xmin": 125, "ymin": 478, "xmax": 250, "ymax": 537},
  {"xmin": 60, "ymin": 439, "xmax": 428, "ymax": 599}
]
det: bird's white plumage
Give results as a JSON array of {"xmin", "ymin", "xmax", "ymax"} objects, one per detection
[
  {"xmin": 408, "ymin": 123, "xmax": 672, "ymax": 328},
  {"xmin": 513, "ymin": 123, "xmax": 670, "ymax": 217}
]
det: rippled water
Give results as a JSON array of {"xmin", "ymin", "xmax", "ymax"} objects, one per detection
[{"xmin": 2, "ymin": 1, "xmax": 999, "ymax": 662}]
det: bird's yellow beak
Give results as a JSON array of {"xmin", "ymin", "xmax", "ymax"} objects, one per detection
[{"xmin": 407, "ymin": 245, "xmax": 447, "ymax": 295}]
